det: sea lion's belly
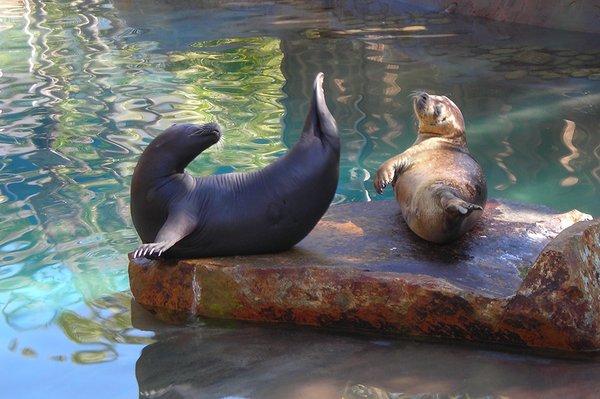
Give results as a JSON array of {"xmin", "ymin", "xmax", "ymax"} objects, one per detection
[
  {"xmin": 394, "ymin": 152, "xmax": 476, "ymax": 206},
  {"xmin": 393, "ymin": 150, "xmax": 486, "ymax": 242},
  {"xmin": 169, "ymin": 145, "xmax": 339, "ymax": 257}
]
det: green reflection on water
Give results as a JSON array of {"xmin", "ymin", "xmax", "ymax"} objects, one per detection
[
  {"xmin": 56, "ymin": 292, "xmax": 153, "ymax": 364},
  {"xmin": 167, "ymin": 36, "xmax": 287, "ymax": 172}
]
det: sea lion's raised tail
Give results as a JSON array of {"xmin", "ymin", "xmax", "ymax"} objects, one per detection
[{"xmin": 302, "ymin": 73, "xmax": 339, "ymax": 145}]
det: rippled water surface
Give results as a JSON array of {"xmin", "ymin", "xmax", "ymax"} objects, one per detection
[{"xmin": 1, "ymin": 1, "xmax": 599, "ymax": 398}]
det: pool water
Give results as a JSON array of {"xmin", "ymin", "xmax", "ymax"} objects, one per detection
[{"xmin": 0, "ymin": 1, "xmax": 599, "ymax": 398}]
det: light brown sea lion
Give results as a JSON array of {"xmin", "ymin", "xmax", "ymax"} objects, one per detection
[{"xmin": 374, "ymin": 92, "xmax": 487, "ymax": 243}]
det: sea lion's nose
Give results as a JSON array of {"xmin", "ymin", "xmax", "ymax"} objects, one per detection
[{"xmin": 416, "ymin": 93, "xmax": 428, "ymax": 108}]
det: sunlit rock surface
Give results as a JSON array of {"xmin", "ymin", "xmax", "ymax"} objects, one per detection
[{"xmin": 129, "ymin": 200, "xmax": 599, "ymax": 353}]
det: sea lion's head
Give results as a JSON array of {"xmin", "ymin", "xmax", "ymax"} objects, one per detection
[
  {"xmin": 157, "ymin": 122, "xmax": 221, "ymax": 149},
  {"xmin": 412, "ymin": 92, "xmax": 465, "ymax": 141},
  {"xmin": 146, "ymin": 122, "xmax": 222, "ymax": 172}
]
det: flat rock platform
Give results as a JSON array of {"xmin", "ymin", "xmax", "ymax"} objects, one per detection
[{"xmin": 129, "ymin": 199, "xmax": 600, "ymax": 353}]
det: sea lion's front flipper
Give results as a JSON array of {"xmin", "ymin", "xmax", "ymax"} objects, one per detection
[
  {"xmin": 302, "ymin": 72, "xmax": 338, "ymax": 143},
  {"xmin": 439, "ymin": 190, "xmax": 483, "ymax": 216},
  {"xmin": 374, "ymin": 155, "xmax": 412, "ymax": 194},
  {"xmin": 133, "ymin": 208, "xmax": 197, "ymax": 259}
]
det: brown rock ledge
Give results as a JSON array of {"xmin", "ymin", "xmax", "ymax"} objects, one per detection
[{"xmin": 129, "ymin": 199, "xmax": 599, "ymax": 353}]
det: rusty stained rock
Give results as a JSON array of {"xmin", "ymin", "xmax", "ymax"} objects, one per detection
[{"xmin": 128, "ymin": 199, "xmax": 599, "ymax": 353}]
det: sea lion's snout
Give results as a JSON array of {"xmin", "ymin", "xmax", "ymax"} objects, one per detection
[
  {"xmin": 413, "ymin": 91, "xmax": 434, "ymax": 118},
  {"xmin": 413, "ymin": 91, "xmax": 432, "ymax": 116},
  {"xmin": 189, "ymin": 122, "xmax": 222, "ymax": 143},
  {"xmin": 416, "ymin": 92, "xmax": 429, "ymax": 110}
]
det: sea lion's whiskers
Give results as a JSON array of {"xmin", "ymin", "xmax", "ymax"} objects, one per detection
[
  {"xmin": 409, "ymin": 90, "xmax": 426, "ymax": 99},
  {"xmin": 213, "ymin": 134, "xmax": 225, "ymax": 151}
]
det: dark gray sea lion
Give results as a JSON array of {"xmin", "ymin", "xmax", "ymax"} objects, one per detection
[
  {"xmin": 131, "ymin": 73, "xmax": 339, "ymax": 258},
  {"xmin": 374, "ymin": 92, "xmax": 486, "ymax": 243}
]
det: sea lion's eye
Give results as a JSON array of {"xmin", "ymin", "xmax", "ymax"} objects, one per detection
[{"xmin": 434, "ymin": 105, "xmax": 442, "ymax": 117}]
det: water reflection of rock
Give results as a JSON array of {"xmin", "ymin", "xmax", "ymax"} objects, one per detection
[
  {"xmin": 5, "ymin": 291, "xmax": 152, "ymax": 364},
  {"xmin": 134, "ymin": 305, "xmax": 600, "ymax": 399},
  {"xmin": 307, "ymin": 14, "xmax": 600, "ymax": 82},
  {"xmin": 57, "ymin": 292, "xmax": 153, "ymax": 364}
]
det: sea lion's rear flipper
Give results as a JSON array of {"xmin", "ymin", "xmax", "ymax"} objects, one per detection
[
  {"xmin": 133, "ymin": 208, "xmax": 197, "ymax": 259},
  {"xmin": 439, "ymin": 190, "xmax": 483, "ymax": 216},
  {"xmin": 302, "ymin": 72, "xmax": 338, "ymax": 143}
]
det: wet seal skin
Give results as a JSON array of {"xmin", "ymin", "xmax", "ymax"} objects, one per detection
[
  {"xmin": 374, "ymin": 92, "xmax": 487, "ymax": 243},
  {"xmin": 131, "ymin": 73, "xmax": 340, "ymax": 258}
]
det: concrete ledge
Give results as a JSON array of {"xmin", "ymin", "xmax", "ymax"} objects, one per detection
[
  {"xmin": 129, "ymin": 200, "xmax": 600, "ymax": 353},
  {"xmin": 406, "ymin": 0, "xmax": 600, "ymax": 34}
]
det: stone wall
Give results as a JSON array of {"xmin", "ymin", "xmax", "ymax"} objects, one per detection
[{"xmin": 332, "ymin": 0, "xmax": 600, "ymax": 34}]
